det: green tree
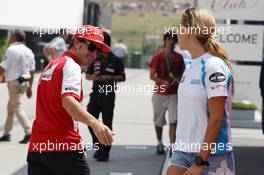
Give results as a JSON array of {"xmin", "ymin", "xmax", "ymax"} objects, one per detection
[{"xmin": 0, "ymin": 37, "xmax": 9, "ymax": 62}]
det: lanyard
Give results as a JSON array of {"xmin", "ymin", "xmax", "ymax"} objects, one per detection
[{"xmin": 165, "ymin": 51, "xmax": 175, "ymax": 80}]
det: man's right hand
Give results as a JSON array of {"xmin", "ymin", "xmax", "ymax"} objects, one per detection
[
  {"xmin": 62, "ymin": 96, "xmax": 115, "ymax": 146},
  {"xmin": 162, "ymin": 80, "xmax": 170, "ymax": 89},
  {"xmin": 91, "ymin": 121, "xmax": 114, "ymax": 145}
]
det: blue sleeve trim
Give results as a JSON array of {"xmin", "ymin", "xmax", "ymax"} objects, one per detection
[{"xmin": 200, "ymin": 59, "xmax": 206, "ymax": 87}]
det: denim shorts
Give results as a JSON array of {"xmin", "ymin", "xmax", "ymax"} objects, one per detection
[{"xmin": 170, "ymin": 150, "xmax": 235, "ymax": 175}]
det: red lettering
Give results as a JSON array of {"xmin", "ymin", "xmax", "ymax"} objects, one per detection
[
  {"xmin": 209, "ymin": 0, "xmax": 257, "ymax": 11},
  {"xmin": 239, "ymin": 0, "xmax": 246, "ymax": 8}
]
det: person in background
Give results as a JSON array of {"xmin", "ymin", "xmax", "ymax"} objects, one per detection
[
  {"xmin": 86, "ymin": 31, "xmax": 126, "ymax": 161},
  {"xmin": 150, "ymin": 30, "xmax": 185, "ymax": 155},
  {"xmin": 112, "ymin": 39, "xmax": 128, "ymax": 63},
  {"xmin": 43, "ymin": 28, "xmax": 69, "ymax": 62},
  {"xmin": 0, "ymin": 30, "xmax": 35, "ymax": 144}
]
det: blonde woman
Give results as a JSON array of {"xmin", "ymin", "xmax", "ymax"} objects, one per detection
[{"xmin": 167, "ymin": 8, "xmax": 235, "ymax": 175}]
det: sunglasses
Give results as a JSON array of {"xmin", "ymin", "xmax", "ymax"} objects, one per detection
[
  {"xmin": 185, "ymin": 7, "xmax": 196, "ymax": 26},
  {"xmin": 79, "ymin": 39, "xmax": 100, "ymax": 52}
]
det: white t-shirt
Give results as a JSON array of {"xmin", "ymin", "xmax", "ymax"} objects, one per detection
[
  {"xmin": 112, "ymin": 43, "xmax": 128, "ymax": 58},
  {"xmin": 175, "ymin": 52, "xmax": 233, "ymax": 155},
  {"xmin": 0, "ymin": 42, "xmax": 35, "ymax": 81}
]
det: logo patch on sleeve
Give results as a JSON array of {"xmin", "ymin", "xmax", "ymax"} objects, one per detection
[
  {"xmin": 209, "ymin": 72, "xmax": 226, "ymax": 83},
  {"xmin": 65, "ymin": 87, "xmax": 79, "ymax": 93}
]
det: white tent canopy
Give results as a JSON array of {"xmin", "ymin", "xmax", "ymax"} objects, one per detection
[{"xmin": 0, "ymin": 0, "xmax": 84, "ymax": 31}]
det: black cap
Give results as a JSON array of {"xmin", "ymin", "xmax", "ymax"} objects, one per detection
[{"xmin": 103, "ymin": 31, "xmax": 111, "ymax": 48}]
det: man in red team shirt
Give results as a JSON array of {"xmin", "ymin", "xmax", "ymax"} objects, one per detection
[
  {"xmin": 150, "ymin": 30, "xmax": 185, "ymax": 155},
  {"xmin": 27, "ymin": 25, "xmax": 114, "ymax": 175}
]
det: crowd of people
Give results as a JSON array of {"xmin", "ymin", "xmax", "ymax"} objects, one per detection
[{"xmin": 1, "ymin": 7, "xmax": 264, "ymax": 175}]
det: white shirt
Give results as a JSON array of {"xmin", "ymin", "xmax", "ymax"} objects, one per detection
[
  {"xmin": 112, "ymin": 42, "xmax": 128, "ymax": 58},
  {"xmin": 0, "ymin": 42, "xmax": 35, "ymax": 81},
  {"xmin": 45, "ymin": 36, "xmax": 67, "ymax": 58},
  {"xmin": 175, "ymin": 52, "xmax": 233, "ymax": 155}
]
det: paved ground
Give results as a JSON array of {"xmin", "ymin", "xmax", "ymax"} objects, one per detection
[
  {"xmin": 0, "ymin": 69, "xmax": 263, "ymax": 175},
  {"xmin": 10, "ymin": 146, "xmax": 165, "ymax": 175}
]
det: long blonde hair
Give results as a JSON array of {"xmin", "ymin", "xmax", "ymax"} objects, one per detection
[{"xmin": 181, "ymin": 8, "xmax": 232, "ymax": 70}]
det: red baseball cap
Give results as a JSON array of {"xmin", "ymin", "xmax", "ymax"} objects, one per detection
[{"xmin": 74, "ymin": 25, "xmax": 110, "ymax": 53}]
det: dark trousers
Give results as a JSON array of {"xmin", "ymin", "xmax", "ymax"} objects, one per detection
[
  {"xmin": 27, "ymin": 152, "xmax": 90, "ymax": 175},
  {"xmin": 87, "ymin": 92, "xmax": 115, "ymax": 153}
]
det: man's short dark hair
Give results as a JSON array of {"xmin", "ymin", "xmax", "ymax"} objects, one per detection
[
  {"xmin": 69, "ymin": 39, "xmax": 75, "ymax": 49},
  {"xmin": 69, "ymin": 38, "xmax": 84, "ymax": 49},
  {"xmin": 163, "ymin": 30, "xmax": 178, "ymax": 43},
  {"xmin": 59, "ymin": 28, "xmax": 68, "ymax": 35},
  {"xmin": 13, "ymin": 30, "xmax": 25, "ymax": 42}
]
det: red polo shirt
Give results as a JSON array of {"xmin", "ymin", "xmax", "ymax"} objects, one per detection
[
  {"xmin": 28, "ymin": 51, "xmax": 84, "ymax": 152},
  {"xmin": 150, "ymin": 50, "xmax": 185, "ymax": 95}
]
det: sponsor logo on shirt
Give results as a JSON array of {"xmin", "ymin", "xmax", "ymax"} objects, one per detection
[
  {"xmin": 94, "ymin": 61, "xmax": 101, "ymax": 66},
  {"xmin": 41, "ymin": 63, "xmax": 59, "ymax": 81},
  {"xmin": 209, "ymin": 72, "xmax": 226, "ymax": 83},
  {"xmin": 211, "ymin": 84, "xmax": 227, "ymax": 90},
  {"xmin": 190, "ymin": 79, "xmax": 201, "ymax": 85},
  {"xmin": 41, "ymin": 74, "xmax": 51, "ymax": 79},
  {"xmin": 106, "ymin": 67, "xmax": 115, "ymax": 73},
  {"xmin": 65, "ymin": 87, "xmax": 79, "ymax": 93}
]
